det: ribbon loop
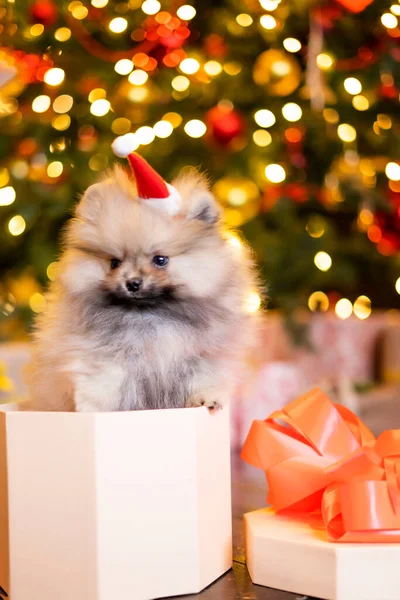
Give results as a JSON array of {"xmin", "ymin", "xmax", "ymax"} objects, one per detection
[{"xmin": 241, "ymin": 388, "xmax": 400, "ymax": 543}]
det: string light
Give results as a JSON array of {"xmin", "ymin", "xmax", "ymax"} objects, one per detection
[
  {"xmin": 177, "ymin": 4, "xmax": 196, "ymax": 20},
  {"xmin": 54, "ymin": 27, "xmax": 71, "ymax": 41},
  {"xmin": 335, "ymin": 298, "xmax": 352, "ymax": 320},
  {"xmin": 381, "ymin": 13, "xmax": 398, "ymax": 28},
  {"xmin": 378, "ymin": 114, "xmax": 392, "ymax": 130},
  {"xmin": 253, "ymin": 129, "xmax": 272, "ymax": 147},
  {"xmin": 184, "ymin": 119, "xmax": 207, "ymax": 138},
  {"xmin": 47, "ymin": 262, "xmax": 59, "ymax": 280},
  {"xmin": 109, "ymin": 17, "xmax": 128, "ymax": 33},
  {"xmin": 163, "ymin": 112, "xmax": 183, "ymax": 128},
  {"xmin": 0, "ymin": 169, "xmax": 9, "ymax": 187},
  {"xmin": 47, "ymin": 161, "xmax": 63, "ymax": 178},
  {"xmin": 259, "ymin": 0, "xmax": 280, "ymax": 8},
  {"xmin": 0, "ymin": 186, "xmax": 16, "ymax": 206},
  {"xmin": 390, "ymin": 4, "xmax": 400, "ymax": 15},
  {"xmin": 236, "ymin": 14, "xmax": 253, "ymax": 27},
  {"xmin": 306, "ymin": 216, "xmax": 325, "ymax": 238},
  {"xmin": 128, "ymin": 87, "xmax": 148, "ymax": 102},
  {"xmin": 265, "ymin": 164, "xmax": 286, "ymax": 183},
  {"xmin": 153, "ymin": 120, "xmax": 174, "ymax": 138},
  {"xmin": 90, "ymin": 99, "xmax": 110, "ymax": 116},
  {"xmin": 260, "ymin": 15, "xmax": 277, "ymax": 29},
  {"xmin": 226, "ymin": 233, "xmax": 243, "ymax": 251},
  {"xmin": 314, "ymin": 251, "xmax": 332, "ymax": 271},
  {"xmin": 282, "ymin": 102, "xmax": 302, "ymax": 122},
  {"xmin": 283, "ymin": 38, "xmax": 301, "ymax": 52},
  {"xmin": 385, "ymin": 162, "xmax": 400, "ymax": 181},
  {"xmin": 352, "ymin": 95, "xmax": 369, "ymax": 111},
  {"xmin": 316, "ymin": 53, "xmax": 334, "ymax": 70},
  {"xmin": 179, "ymin": 58, "xmax": 200, "ymax": 74},
  {"xmin": 223, "ymin": 62, "xmax": 241, "ymax": 75},
  {"xmin": 308, "ymin": 291, "xmax": 329, "ymax": 312},
  {"xmin": 44, "ymin": 68, "xmax": 65, "ymax": 86},
  {"xmin": 171, "ymin": 75, "xmax": 190, "ymax": 91},
  {"xmin": 52, "ymin": 115, "xmax": 71, "ymax": 131},
  {"xmin": 8, "ymin": 215, "xmax": 26, "ymax": 236},
  {"xmin": 254, "ymin": 109, "xmax": 275, "ymax": 128},
  {"xmin": 53, "ymin": 95, "xmax": 73, "ymax": 114},
  {"xmin": 244, "ymin": 291, "xmax": 261, "ymax": 313},
  {"xmin": 111, "ymin": 118, "xmax": 131, "ymax": 135},
  {"xmin": 91, "ymin": 0, "xmax": 108, "ymax": 6},
  {"xmin": 344, "ymin": 77, "xmax": 362, "ymax": 95},
  {"xmin": 141, "ymin": 0, "xmax": 161, "ymax": 15},
  {"xmin": 135, "ymin": 126, "xmax": 155, "ymax": 145},
  {"xmin": 323, "ymin": 108, "xmax": 339, "ymax": 124},
  {"xmin": 204, "ymin": 61, "xmax": 223, "ymax": 76},
  {"xmin": 128, "ymin": 69, "xmax": 148, "ymax": 85},
  {"xmin": 71, "ymin": 4, "xmax": 88, "ymax": 19},
  {"xmin": 396, "ymin": 277, "xmax": 400, "ymax": 294},
  {"xmin": 115, "ymin": 59, "xmax": 134, "ymax": 75},
  {"xmin": 88, "ymin": 88, "xmax": 106, "ymax": 103},
  {"xmin": 353, "ymin": 295, "xmax": 371, "ymax": 320},
  {"xmin": 337, "ymin": 123, "xmax": 357, "ymax": 142},
  {"xmin": 32, "ymin": 95, "xmax": 51, "ymax": 113},
  {"xmin": 29, "ymin": 293, "xmax": 46, "ymax": 313},
  {"xmin": 30, "ymin": 24, "xmax": 44, "ymax": 36}
]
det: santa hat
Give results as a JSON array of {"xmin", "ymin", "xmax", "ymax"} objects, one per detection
[{"xmin": 112, "ymin": 135, "xmax": 181, "ymax": 216}]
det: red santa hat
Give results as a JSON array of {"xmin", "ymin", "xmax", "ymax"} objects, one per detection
[{"xmin": 112, "ymin": 135, "xmax": 181, "ymax": 216}]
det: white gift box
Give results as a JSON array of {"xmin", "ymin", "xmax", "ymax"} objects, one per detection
[
  {"xmin": 245, "ymin": 507, "xmax": 400, "ymax": 600},
  {"xmin": 0, "ymin": 405, "xmax": 232, "ymax": 600}
]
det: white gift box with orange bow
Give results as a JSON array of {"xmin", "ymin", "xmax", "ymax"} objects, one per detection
[{"xmin": 0, "ymin": 404, "xmax": 232, "ymax": 600}]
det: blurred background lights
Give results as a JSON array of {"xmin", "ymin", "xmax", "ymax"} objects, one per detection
[
  {"xmin": 259, "ymin": 0, "xmax": 280, "ymax": 8},
  {"xmin": 52, "ymin": 115, "xmax": 71, "ymax": 131},
  {"xmin": 91, "ymin": 0, "xmax": 108, "ymax": 6},
  {"xmin": 32, "ymin": 95, "xmax": 51, "ymax": 113},
  {"xmin": 44, "ymin": 68, "xmax": 65, "ymax": 86},
  {"xmin": 109, "ymin": 17, "xmax": 128, "ymax": 33},
  {"xmin": 265, "ymin": 164, "xmax": 286, "ymax": 183},
  {"xmin": 184, "ymin": 119, "xmax": 207, "ymax": 138},
  {"xmin": 314, "ymin": 251, "xmax": 332, "ymax": 272},
  {"xmin": 335, "ymin": 298, "xmax": 352, "ymax": 320},
  {"xmin": 179, "ymin": 58, "xmax": 200, "ymax": 74},
  {"xmin": 316, "ymin": 53, "xmax": 333, "ymax": 70},
  {"xmin": 53, "ymin": 95, "xmax": 73, "ymax": 114},
  {"xmin": 204, "ymin": 61, "xmax": 223, "ymax": 76},
  {"xmin": 381, "ymin": 13, "xmax": 398, "ymax": 28},
  {"xmin": 172, "ymin": 75, "xmax": 190, "ymax": 91},
  {"xmin": 141, "ymin": 0, "xmax": 161, "ymax": 15},
  {"xmin": 353, "ymin": 295, "xmax": 371, "ymax": 320},
  {"xmin": 46, "ymin": 262, "xmax": 59, "ymax": 281},
  {"xmin": 135, "ymin": 126, "xmax": 155, "ymax": 145},
  {"xmin": 90, "ymin": 99, "xmax": 110, "ymax": 116},
  {"xmin": 352, "ymin": 95, "xmax": 369, "ymax": 111},
  {"xmin": 236, "ymin": 13, "xmax": 253, "ymax": 27},
  {"xmin": 30, "ymin": 24, "xmax": 44, "ymax": 36},
  {"xmin": 308, "ymin": 291, "xmax": 329, "ymax": 312},
  {"xmin": 337, "ymin": 123, "xmax": 357, "ymax": 142},
  {"xmin": 115, "ymin": 59, "xmax": 134, "ymax": 75},
  {"xmin": 47, "ymin": 161, "xmax": 63, "ymax": 178},
  {"xmin": 153, "ymin": 120, "xmax": 174, "ymax": 138},
  {"xmin": 226, "ymin": 233, "xmax": 243, "ymax": 251},
  {"xmin": 385, "ymin": 162, "xmax": 400, "ymax": 181},
  {"xmin": 128, "ymin": 69, "xmax": 148, "ymax": 85},
  {"xmin": 283, "ymin": 38, "xmax": 301, "ymax": 52},
  {"xmin": 260, "ymin": 15, "xmax": 277, "ymax": 30},
  {"xmin": 71, "ymin": 4, "xmax": 88, "ymax": 19},
  {"xmin": 54, "ymin": 27, "xmax": 71, "ymax": 42},
  {"xmin": 8, "ymin": 215, "xmax": 26, "ymax": 236},
  {"xmin": 244, "ymin": 291, "xmax": 261, "ymax": 313},
  {"xmin": 253, "ymin": 129, "xmax": 272, "ymax": 147},
  {"xmin": 344, "ymin": 77, "xmax": 362, "ymax": 95},
  {"xmin": 254, "ymin": 109, "xmax": 275, "ymax": 128},
  {"xmin": 0, "ymin": 186, "xmax": 16, "ymax": 206},
  {"xmin": 282, "ymin": 102, "xmax": 302, "ymax": 122},
  {"xmin": 29, "ymin": 293, "xmax": 46, "ymax": 313},
  {"xmin": 396, "ymin": 277, "xmax": 400, "ymax": 294},
  {"xmin": 177, "ymin": 5, "xmax": 196, "ymax": 20},
  {"xmin": 88, "ymin": 88, "xmax": 106, "ymax": 103},
  {"xmin": 391, "ymin": 4, "xmax": 400, "ymax": 15}
]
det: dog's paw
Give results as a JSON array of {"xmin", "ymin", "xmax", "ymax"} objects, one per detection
[{"xmin": 186, "ymin": 392, "xmax": 223, "ymax": 412}]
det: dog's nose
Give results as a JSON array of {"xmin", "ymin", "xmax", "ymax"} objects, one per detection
[{"xmin": 126, "ymin": 278, "xmax": 142, "ymax": 293}]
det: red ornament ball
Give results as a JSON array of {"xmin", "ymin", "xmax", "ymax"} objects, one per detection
[
  {"xmin": 29, "ymin": 0, "xmax": 58, "ymax": 26},
  {"xmin": 205, "ymin": 104, "xmax": 245, "ymax": 147},
  {"xmin": 335, "ymin": 0, "xmax": 373, "ymax": 13}
]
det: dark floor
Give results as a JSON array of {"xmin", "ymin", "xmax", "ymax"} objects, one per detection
[{"xmin": 166, "ymin": 389, "xmax": 400, "ymax": 599}]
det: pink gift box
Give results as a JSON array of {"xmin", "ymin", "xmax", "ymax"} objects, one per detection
[{"xmin": 0, "ymin": 405, "xmax": 232, "ymax": 600}]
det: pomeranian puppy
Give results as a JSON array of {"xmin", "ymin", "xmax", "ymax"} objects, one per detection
[{"xmin": 27, "ymin": 162, "xmax": 260, "ymax": 412}]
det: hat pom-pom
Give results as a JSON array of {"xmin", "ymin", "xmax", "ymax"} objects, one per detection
[{"xmin": 112, "ymin": 134, "xmax": 138, "ymax": 158}]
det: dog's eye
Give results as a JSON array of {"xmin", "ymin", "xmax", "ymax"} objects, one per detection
[
  {"xmin": 152, "ymin": 255, "xmax": 169, "ymax": 268},
  {"xmin": 110, "ymin": 258, "xmax": 122, "ymax": 270}
]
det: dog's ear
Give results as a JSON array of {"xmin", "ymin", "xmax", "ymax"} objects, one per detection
[
  {"xmin": 173, "ymin": 168, "xmax": 221, "ymax": 225},
  {"xmin": 75, "ymin": 182, "xmax": 104, "ymax": 222}
]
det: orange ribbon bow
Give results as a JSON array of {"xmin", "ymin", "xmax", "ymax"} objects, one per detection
[{"xmin": 241, "ymin": 388, "xmax": 400, "ymax": 542}]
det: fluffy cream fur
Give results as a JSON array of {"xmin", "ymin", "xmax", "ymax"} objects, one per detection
[{"xmin": 26, "ymin": 166, "xmax": 261, "ymax": 412}]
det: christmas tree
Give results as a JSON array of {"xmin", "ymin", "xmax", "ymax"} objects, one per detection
[{"xmin": 1, "ymin": 0, "xmax": 400, "ymax": 340}]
